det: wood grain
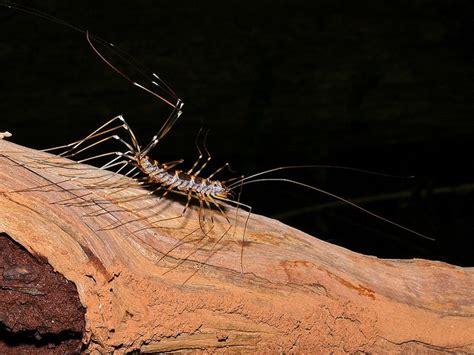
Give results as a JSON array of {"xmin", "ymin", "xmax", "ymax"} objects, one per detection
[{"xmin": 0, "ymin": 139, "xmax": 473, "ymax": 353}]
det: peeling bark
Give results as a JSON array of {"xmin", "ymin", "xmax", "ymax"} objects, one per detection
[{"xmin": 0, "ymin": 140, "xmax": 473, "ymax": 354}]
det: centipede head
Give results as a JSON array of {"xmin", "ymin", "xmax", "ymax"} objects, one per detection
[{"xmin": 213, "ymin": 181, "xmax": 233, "ymax": 200}]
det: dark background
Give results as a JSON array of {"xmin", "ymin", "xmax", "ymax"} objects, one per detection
[{"xmin": 1, "ymin": 1, "xmax": 473, "ymax": 265}]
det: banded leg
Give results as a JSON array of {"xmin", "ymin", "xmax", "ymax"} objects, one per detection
[
  {"xmin": 187, "ymin": 128, "xmax": 205, "ymax": 175},
  {"xmin": 162, "ymin": 197, "xmax": 216, "ymax": 277},
  {"xmin": 194, "ymin": 130, "xmax": 211, "ymax": 176},
  {"xmin": 130, "ymin": 190, "xmax": 194, "ymax": 234}
]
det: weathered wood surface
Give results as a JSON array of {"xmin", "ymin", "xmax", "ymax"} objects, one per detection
[{"xmin": 0, "ymin": 139, "xmax": 473, "ymax": 353}]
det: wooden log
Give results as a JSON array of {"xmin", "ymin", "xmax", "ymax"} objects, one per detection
[{"xmin": 0, "ymin": 139, "xmax": 473, "ymax": 353}]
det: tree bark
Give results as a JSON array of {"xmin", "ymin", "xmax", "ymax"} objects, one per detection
[{"xmin": 1, "ymin": 139, "xmax": 473, "ymax": 354}]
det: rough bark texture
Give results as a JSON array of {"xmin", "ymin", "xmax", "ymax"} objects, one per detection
[
  {"xmin": 0, "ymin": 139, "xmax": 473, "ymax": 354},
  {"xmin": 0, "ymin": 233, "xmax": 85, "ymax": 354}
]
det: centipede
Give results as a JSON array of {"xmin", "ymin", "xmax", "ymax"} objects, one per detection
[{"xmin": 0, "ymin": 3, "xmax": 435, "ymax": 283}]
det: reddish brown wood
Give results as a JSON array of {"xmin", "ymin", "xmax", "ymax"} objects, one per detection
[
  {"xmin": 1, "ymin": 139, "xmax": 473, "ymax": 353},
  {"xmin": 0, "ymin": 233, "xmax": 85, "ymax": 354}
]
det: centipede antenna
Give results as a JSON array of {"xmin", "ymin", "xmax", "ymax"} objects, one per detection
[
  {"xmin": 5, "ymin": 2, "xmax": 436, "ymax": 286},
  {"xmin": 235, "ymin": 178, "xmax": 435, "ymax": 241},
  {"xmin": 227, "ymin": 165, "xmax": 415, "ymax": 189}
]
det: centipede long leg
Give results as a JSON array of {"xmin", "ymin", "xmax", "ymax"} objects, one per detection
[
  {"xmin": 193, "ymin": 130, "xmax": 212, "ymax": 176},
  {"xmin": 187, "ymin": 128, "xmax": 205, "ymax": 175},
  {"xmin": 156, "ymin": 226, "xmax": 202, "ymax": 263},
  {"xmin": 181, "ymin": 221, "xmax": 233, "ymax": 285},
  {"xmin": 162, "ymin": 199, "xmax": 218, "ymax": 278},
  {"xmin": 1, "ymin": 4, "xmax": 260, "ymax": 283},
  {"xmin": 129, "ymin": 190, "xmax": 196, "ymax": 234}
]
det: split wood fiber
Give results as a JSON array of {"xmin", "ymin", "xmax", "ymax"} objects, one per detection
[{"xmin": 0, "ymin": 139, "xmax": 473, "ymax": 353}]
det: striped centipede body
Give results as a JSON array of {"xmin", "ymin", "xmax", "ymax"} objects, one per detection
[{"xmin": 0, "ymin": 3, "xmax": 435, "ymax": 283}]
